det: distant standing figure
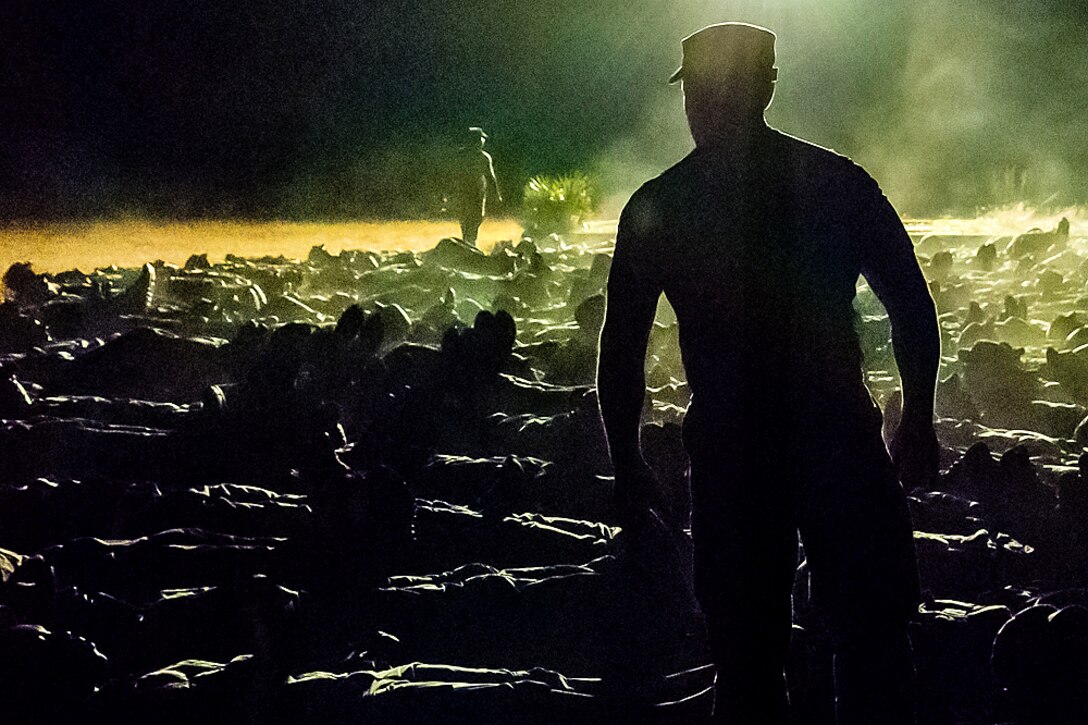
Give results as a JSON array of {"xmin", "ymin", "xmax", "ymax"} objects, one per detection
[{"xmin": 451, "ymin": 127, "xmax": 502, "ymax": 247}]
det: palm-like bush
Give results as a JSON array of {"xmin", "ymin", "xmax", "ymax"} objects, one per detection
[{"xmin": 521, "ymin": 172, "xmax": 597, "ymax": 237}]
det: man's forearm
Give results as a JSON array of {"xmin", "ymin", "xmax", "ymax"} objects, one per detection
[
  {"xmin": 598, "ymin": 188, "xmax": 660, "ymax": 468},
  {"xmin": 891, "ymin": 299, "xmax": 940, "ymax": 421},
  {"xmin": 597, "ymin": 327, "xmax": 648, "ymax": 467}
]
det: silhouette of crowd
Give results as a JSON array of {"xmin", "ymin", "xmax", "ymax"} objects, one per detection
[{"xmin": 0, "ymin": 215, "xmax": 1086, "ymax": 722}]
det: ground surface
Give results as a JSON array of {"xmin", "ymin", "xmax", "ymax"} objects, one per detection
[{"xmin": 1, "ymin": 212, "xmax": 1088, "ymax": 723}]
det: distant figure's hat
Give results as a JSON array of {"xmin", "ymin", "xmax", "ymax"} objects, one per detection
[{"xmin": 668, "ymin": 22, "xmax": 777, "ymax": 85}]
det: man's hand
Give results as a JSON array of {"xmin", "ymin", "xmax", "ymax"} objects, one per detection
[
  {"xmin": 612, "ymin": 455, "xmax": 696, "ymax": 607},
  {"xmin": 889, "ymin": 415, "xmax": 939, "ymax": 491},
  {"xmin": 599, "ymin": 187, "xmax": 665, "ymax": 528},
  {"xmin": 613, "ymin": 457, "xmax": 673, "ymax": 529}
]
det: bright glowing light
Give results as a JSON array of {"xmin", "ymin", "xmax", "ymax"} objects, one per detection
[{"xmin": 0, "ymin": 219, "xmax": 526, "ymax": 274}]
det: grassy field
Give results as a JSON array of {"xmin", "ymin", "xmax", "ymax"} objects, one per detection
[{"xmin": 0, "ymin": 218, "xmax": 527, "ymax": 274}]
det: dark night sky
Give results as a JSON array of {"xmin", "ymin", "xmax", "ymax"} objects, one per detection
[{"xmin": 2, "ymin": 0, "xmax": 1086, "ymax": 220}]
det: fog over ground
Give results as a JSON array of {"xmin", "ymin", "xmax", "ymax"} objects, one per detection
[{"xmin": 1, "ymin": 0, "xmax": 1084, "ymax": 220}]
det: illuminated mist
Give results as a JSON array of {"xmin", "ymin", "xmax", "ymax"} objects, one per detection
[
  {"xmin": 590, "ymin": 1, "xmax": 1088, "ymax": 218},
  {"xmin": 1, "ymin": 1, "xmax": 1085, "ymax": 222}
]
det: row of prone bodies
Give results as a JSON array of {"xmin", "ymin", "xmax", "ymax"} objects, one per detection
[{"xmin": 0, "ymin": 230, "xmax": 1086, "ymax": 722}]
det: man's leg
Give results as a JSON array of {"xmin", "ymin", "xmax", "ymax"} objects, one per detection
[
  {"xmin": 688, "ymin": 451, "xmax": 799, "ymax": 724},
  {"xmin": 797, "ymin": 423, "xmax": 921, "ymax": 725},
  {"xmin": 460, "ymin": 211, "xmax": 482, "ymax": 246},
  {"xmin": 833, "ymin": 626, "xmax": 915, "ymax": 725}
]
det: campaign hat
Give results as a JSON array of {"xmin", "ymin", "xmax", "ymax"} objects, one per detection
[{"xmin": 668, "ymin": 22, "xmax": 777, "ymax": 84}]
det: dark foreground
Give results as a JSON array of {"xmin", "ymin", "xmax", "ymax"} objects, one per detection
[{"xmin": 0, "ymin": 225, "xmax": 1087, "ymax": 723}]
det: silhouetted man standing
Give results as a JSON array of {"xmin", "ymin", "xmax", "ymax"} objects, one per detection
[
  {"xmin": 451, "ymin": 126, "xmax": 502, "ymax": 247},
  {"xmin": 597, "ymin": 22, "xmax": 940, "ymax": 725}
]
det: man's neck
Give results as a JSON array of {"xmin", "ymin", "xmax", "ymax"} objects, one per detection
[{"xmin": 694, "ymin": 118, "xmax": 770, "ymax": 152}]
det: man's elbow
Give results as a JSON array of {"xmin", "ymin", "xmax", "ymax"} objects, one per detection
[
  {"xmin": 596, "ymin": 332, "xmax": 642, "ymax": 386},
  {"xmin": 885, "ymin": 286, "xmax": 938, "ymax": 324},
  {"xmin": 597, "ymin": 314, "xmax": 627, "ymax": 354},
  {"xmin": 889, "ymin": 300, "xmax": 940, "ymax": 351},
  {"xmin": 888, "ymin": 285, "xmax": 938, "ymax": 324}
]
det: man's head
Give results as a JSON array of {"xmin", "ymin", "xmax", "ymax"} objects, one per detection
[
  {"xmin": 469, "ymin": 126, "xmax": 488, "ymax": 149},
  {"xmin": 670, "ymin": 23, "xmax": 778, "ymax": 145}
]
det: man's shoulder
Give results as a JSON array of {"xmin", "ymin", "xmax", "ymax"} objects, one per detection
[
  {"xmin": 620, "ymin": 154, "xmax": 700, "ymax": 219},
  {"xmin": 771, "ymin": 130, "xmax": 891, "ymax": 210},
  {"xmin": 651, "ymin": 150, "xmax": 704, "ymax": 186},
  {"xmin": 617, "ymin": 181, "xmax": 664, "ymax": 241},
  {"xmin": 772, "ymin": 129, "xmax": 871, "ymax": 180}
]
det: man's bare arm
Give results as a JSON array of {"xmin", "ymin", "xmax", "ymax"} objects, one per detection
[
  {"xmin": 597, "ymin": 196, "xmax": 661, "ymax": 472},
  {"xmin": 598, "ymin": 215, "xmax": 668, "ymax": 519},
  {"xmin": 598, "ymin": 269, "xmax": 659, "ymax": 469},
  {"xmin": 484, "ymin": 152, "xmax": 502, "ymax": 203},
  {"xmin": 858, "ymin": 178, "xmax": 941, "ymax": 488},
  {"xmin": 859, "ymin": 194, "xmax": 940, "ymax": 422}
]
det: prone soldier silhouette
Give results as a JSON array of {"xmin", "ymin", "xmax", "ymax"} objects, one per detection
[
  {"xmin": 597, "ymin": 22, "xmax": 940, "ymax": 725},
  {"xmin": 450, "ymin": 126, "xmax": 502, "ymax": 247}
]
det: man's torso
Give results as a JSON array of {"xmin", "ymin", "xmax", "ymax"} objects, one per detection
[{"xmin": 626, "ymin": 126, "xmax": 891, "ymax": 434}]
